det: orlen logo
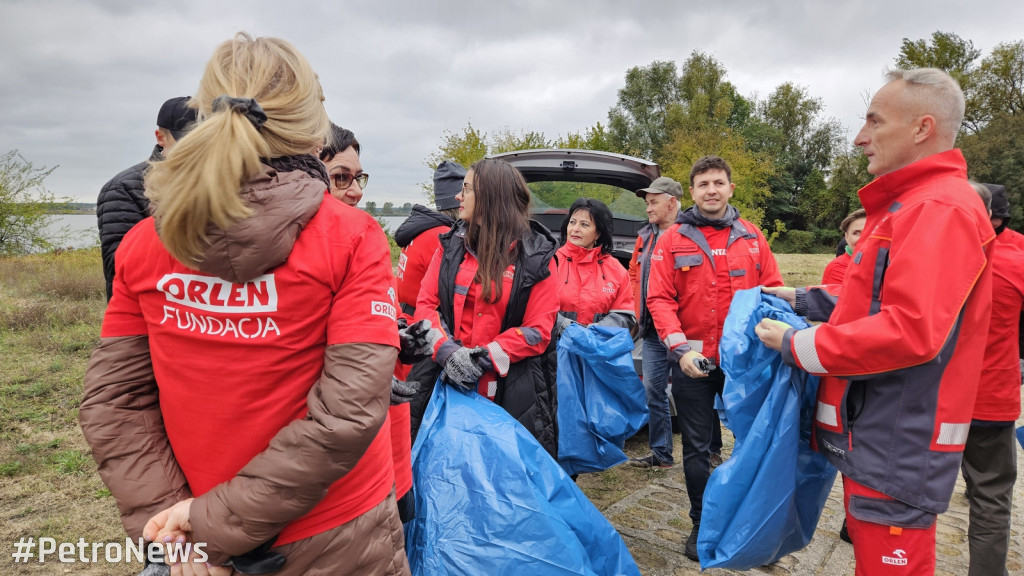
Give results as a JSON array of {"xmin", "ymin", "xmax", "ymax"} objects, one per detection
[
  {"xmin": 881, "ymin": 549, "xmax": 908, "ymax": 566},
  {"xmin": 156, "ymin": 273, "xmax": 278, "ymax": 313}
]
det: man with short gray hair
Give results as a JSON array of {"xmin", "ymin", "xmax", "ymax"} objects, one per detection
[{"xmin": 756, "ymin": 68, "xmax": 994, "ymax": 574}]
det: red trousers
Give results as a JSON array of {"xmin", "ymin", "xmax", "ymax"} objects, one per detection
[{"xmin": 843, "ymin": 476, "xmax": 937, "ymax": 575}]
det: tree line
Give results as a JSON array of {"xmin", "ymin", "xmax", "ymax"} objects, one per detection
[{"xmin": 425, "ymin": 31, "xmax": 1024, "ymax": 252}]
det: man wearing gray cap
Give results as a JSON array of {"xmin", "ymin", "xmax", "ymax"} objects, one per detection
[
  {"xmin": 97, "ymin": 96, "xmax": 197, "ymax": 300},
  {"xmin": 393, "ymin": 160, "xmax": 464, "ymax": 315},
  {"xmin": 647, "ymin": 156, "xmax": 783, "ymax": 561},
  {"xmin": 627, "ymin": 176, "xmax": 682, "ymax": 471}
]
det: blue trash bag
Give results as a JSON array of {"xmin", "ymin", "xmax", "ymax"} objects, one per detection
[
  {"xmin": 405, "ymin": 378, "xmax": 641, "ymax": 576},
  {"xmin": 697, "ymin": 288, "xmax": 838, "ymax": 570},
  {"xmin": 1017, "ymin": 426, "xmax": 1023, "ymax": 450},
  {"xmin": 556, "ymin": 323, "xmax": 649, "ymax": 476}
]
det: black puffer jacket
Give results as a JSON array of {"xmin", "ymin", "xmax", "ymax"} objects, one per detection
[
  {"xmin": 393, "ymin": 204, "xmax": 454, "ymax": 248},
  {"xmin": 96, "ymin": 145, "xmax": 162, "ymax": 300}
]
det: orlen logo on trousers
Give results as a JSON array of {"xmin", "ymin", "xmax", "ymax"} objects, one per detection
[
  {"xmin": 882, "ymin": 549, "xmax": 908, "ymax": 566},
  {"xmin": 156, "ymin": 273, "xmax": 278, "ymax": 313}
]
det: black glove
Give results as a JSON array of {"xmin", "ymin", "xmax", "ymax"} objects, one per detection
[
  {"xmin": 228, "ymin": 538, "xmax": 286, "ymax": 575},
  {"xmin": 554, "ymin": 314, "xmax": 574, "ymax": 338},
  {"xmin": 391, "ymin": 376, "xmax": 425, "ymax": 405},
  {"xmin": 399, "ymin": 319, "xmax": 444, "ymax": 364},
  {"xmin": 441, "ymin": 346, "xmax": 488, "ymax": 390}
]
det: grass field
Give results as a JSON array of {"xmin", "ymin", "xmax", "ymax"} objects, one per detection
[{"xmin": 0, "ymin": 248, "xmax": 832, "ymax": 574}]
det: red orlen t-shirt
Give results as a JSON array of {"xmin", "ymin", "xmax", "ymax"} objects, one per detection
[{"xmin": 102, "ymin": 196, "xmax": 399, "ymax": 546}]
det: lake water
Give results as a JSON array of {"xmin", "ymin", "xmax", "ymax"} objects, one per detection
[{"xmin": 45, "ymin": 213, "xmax": 409, "ymax": 251}]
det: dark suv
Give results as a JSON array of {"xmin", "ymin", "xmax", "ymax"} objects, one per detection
[{"xmin": 487, "ymin": 149, "xmax": 661, "ymax": 268}]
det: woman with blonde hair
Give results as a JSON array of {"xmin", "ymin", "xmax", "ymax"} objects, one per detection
[{"xmin": 80, "ymin": 33, "xmax": 409, "ymax": 576}]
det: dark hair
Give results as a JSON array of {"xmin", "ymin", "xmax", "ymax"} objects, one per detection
[
  {"xmin": 560, "ymin": 198, "xmax": 614, "ymax": 255},
  {"xmin": 319, "ymin": 122, "xmax": 359, "ymax": 161},
  {"xmin": 839, "ymin": 208, "xmax": 867, "ymax": 233},
  {"xmin": 466, "ymin": 158, "xmax": 532, "ymax": 303},
  {"xmin": 689, "ymin": 155, "xmax": 732, "ymax": 186}
]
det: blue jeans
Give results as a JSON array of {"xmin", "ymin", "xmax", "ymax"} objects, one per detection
[
  {"xmin": 641, "ymin": 333, "xmax": 674, "ymax": 464},
  {"xmin": 671, "ymin": 363, "xmax": 724, "ymax": 524}
]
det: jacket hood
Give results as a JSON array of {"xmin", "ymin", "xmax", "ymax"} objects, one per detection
[
  {"xmin": 517, "ymin": 220, "xmax": 557, "ymax": 286},
  {"xmin": 195, "ymin": 163, "xmax": 324, "ymax": 283},
  {"xmin": 394, "ymin": 204, "xmax": 454, "ymax": 247}
]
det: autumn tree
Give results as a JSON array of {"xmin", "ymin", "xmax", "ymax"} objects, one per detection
[
  {"xmin": 895, "ymin": 31, "xmax": 984, "ymax": 132},
  {"xmin": 0, "ymin": 150, "xmax": 66, "ymax": 255}
]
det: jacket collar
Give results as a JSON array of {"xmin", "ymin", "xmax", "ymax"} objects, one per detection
[{"xmin": 858, "ymin": 149, "xmax": 968, "ymax": 214}]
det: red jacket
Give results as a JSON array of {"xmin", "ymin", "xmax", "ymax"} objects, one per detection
[
  {"xmin": 646, "ymin": 210, "xmax": 783, "ymax": 362},
  {"xmin": 974, "ymin": 233, "xmax": 1024, "ymax": 421},
  {"xmin": 556, "ymin": 242, "xmax": 634, "ymax": 325},
  {"xmin": 821, "ymin": 253, "xmax": 851, "ymax": 285},
  {"xmin": 396, "ymin": 225, "xmax": 448, "ymax": 309},
  {"xmin": 783, "ymin": 149, "xmax": 994, "ymax": 515}
]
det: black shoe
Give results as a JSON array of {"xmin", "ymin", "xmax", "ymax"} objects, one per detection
[
  {"xmin": 839, "ymin": 519, "xmax": 852, "ymax": 544},
  {"xmin": 628, "ymin": 453, "xmax": 673, "ymax": 469},
  {"xmin": 684, "ymin": 524, "xmax": 700, "ymax": 561}
]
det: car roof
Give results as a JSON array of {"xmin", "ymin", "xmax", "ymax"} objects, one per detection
[{"xmin": 487, "ymin": 149, "xmax": 661, "ymax": 192}]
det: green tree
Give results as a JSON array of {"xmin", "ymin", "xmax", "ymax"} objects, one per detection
[
  {"xmin": 0, "ymin": 150, "xmax": 66, "ymax": 256},
  {"xmin": 382, "ymin": 201, "xmax": 394, "ymax": 215},
  {"xmin": 745, "ymin": 83, "xmax": 846, "ymax": 235},
  {"xmin": 607, "ymin": 60, "xmax": 680, "ymax": 160},
  {"xmin": 960, "ymin": 112, "xmax": 1024, "ymax": 226},
  {"xmin": 553, "ymin": 122, "xmax": 613, "ymax": 151},
  {"xmin": 364, "ymin": 200, "xmax": 377, "ymax": 215},
  {"xmin": 895, "ymin": 31, "xmax": 983, "ymax": 132},
  {"xmin": 974, "ymin": 41, "xmax": 1024, "ymax": 120},
  {"xmin": 491, "ymin": 127, "xmax": 549, "ymax": 154}
]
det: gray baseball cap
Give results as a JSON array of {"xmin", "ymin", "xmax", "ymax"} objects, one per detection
[{"xmin": 635, "ymin": 176, "xmax": 683, "ymax": 199}]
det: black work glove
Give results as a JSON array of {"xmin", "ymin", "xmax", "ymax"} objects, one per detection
[
  {"xmin": 391, "ymin": 376, "xmax": 425, "ymax": 405},
  {"xmin": 441, "ymin": 346, "xmax": 488, "ymax": 390},
  {"xmin": 398, "ymin": 319, "xmax": 444, "ymax": 364},
  {"xmin": 228, "ymin": 538, "xmax": 286, "ymax": 575}
]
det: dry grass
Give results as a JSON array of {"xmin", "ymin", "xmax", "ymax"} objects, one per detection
[{"xmin": 0, "ymin": 248, "xmax": 828, "ymax": 574}]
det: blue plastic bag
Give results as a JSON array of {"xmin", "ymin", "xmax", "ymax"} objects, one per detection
[
  {"xmin": 697, "ymin": 288, "xmax": 837, "ymax": 569},
  {"xmin": 1017, "ymin": 426, "xmax": 1023, "ymax": 450},
  {"xmin": 556, "ymin": 323, "xmax": 649, "ymax": 476},
  {"xmin": 405, "ymin": 379, "xmax": 641, "ymax": 576}
]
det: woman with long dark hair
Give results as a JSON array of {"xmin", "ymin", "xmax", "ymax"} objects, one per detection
[
  {"xmin": 555, "ymin": 198, "xmax": 635, "ymax": 334},
  {"xmin": 412, "ymin": 158, "xmax": 561, "ymax": 456},
  {"xmin": 80, "ymin": 33, "xmax": 408, "ymax": 575}
]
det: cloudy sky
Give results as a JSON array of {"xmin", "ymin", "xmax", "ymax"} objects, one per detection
[{"xmin": 2, "ymin": 0, "xmax": 1021, "ymax": 206}]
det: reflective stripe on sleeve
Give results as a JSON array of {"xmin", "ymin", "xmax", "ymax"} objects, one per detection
[
  {"xmin": 792, "ymin": 324, "xmax": 827, "ymax": 373},
  {"xmin": 664, "ymin": 333, "xmax": 688, "ymax": 350},
  {"xmin": 936, "ymin": 422, "xmax": 970, "ymax": 446},
  {"xmin": 486, "ymin": 342, "xmax": 510, "ymax": 376}
]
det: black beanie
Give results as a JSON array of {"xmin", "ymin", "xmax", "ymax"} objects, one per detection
[
  {"xmin": 434, "ymin": 160, "xmax": 467, "ymax": 211},
  {"xmin": 986, "ymin": 183, "xmax": 1010, "ymax": 219}
]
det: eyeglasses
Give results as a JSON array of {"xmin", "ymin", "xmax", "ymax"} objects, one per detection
[
  {"xmin": 461, "ymin": 183, "xmax": 474, "ymax": 194},
  {"xmin": 332, "ymin": 172, "xmax": 369, "ymax": 190}
]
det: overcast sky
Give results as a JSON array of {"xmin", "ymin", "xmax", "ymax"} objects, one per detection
[{"xmin": 2, "ymin": 0, "xmax": 1022, "ymax": 206}]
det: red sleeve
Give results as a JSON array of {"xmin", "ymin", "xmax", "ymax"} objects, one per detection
[
  {"xmin": 646, "ymin": 230, "xmax": 685, "ymax": 345},
  {"xmin": 101, "ymin": 222, "xmax": 152, "ymax": 338},
  {"xmin": 327, "ymin": 215, "xmax": 400, "ymax": 348},
  {"xmin": 487, "ymin": 258, "xmax": 559, "ymax": 371},
  {"xmin": 413, "ymin": 248, "xmax": 452, "ymax": 354},
  {"xmin": 628, "ymin": 235, "xmax": 642, "ymax": 319},
  {"xmin": 609, "ymin": 259, "xmax": 636, "ymax": 314},
  {"xmin": 397, "ymin": 227, "xmax": 444, "ymax": 307},
  {"xmin": 790, "ymin": 201, "xmax": 990, "ymax": 376}
]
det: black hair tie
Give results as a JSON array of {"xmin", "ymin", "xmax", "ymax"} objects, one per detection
[{"xmin": 211, "ymin": 95, "xmax": 268, "ymax": 131}]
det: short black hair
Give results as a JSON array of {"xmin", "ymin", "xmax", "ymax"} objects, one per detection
[
  {"xmin": 560, "ymin": 198, "xmax": 615, "ymax": 255},
  {"xmin": 320, "ymin": 122, "xmax": 360, "ymax": 161},
  {"xmin": 689, "ymin": 155, "xmax": 732, "ymax": 186}
]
